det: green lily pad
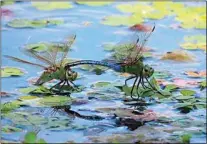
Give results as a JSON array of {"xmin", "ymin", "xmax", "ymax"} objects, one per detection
[
  {"xmin": 24, "ymin": 132, "xmax": 37, "ymax": 143},
  {"xmin": 180, "ymin": 89, "xmax": 196, "ymax": 96},
  {"xmin": 199, "ymin": 81, "xmax": 206, "ymax": 91},
  {"xmin": 7, "ymin": 19, "xmax": 64, "ymax": 28},
  {"xmin": 175, "ymin": 96, "xmax": 194, "ymax": 100},
  {"xmin": 1, "ymin": 101, "xmax": 21, "ymax": 113},
  {"xmin": 91, "ymin": 82, "xmax": 112, "ymax": 88},
  {"xmin": 38, "ymin": 96, "xmax": 72, "ymax": 107},
  {"xmin": 1, "ymin": 67, "xmax": 25, "ymax": 77},
  {"xmin": 2, "ymin": 125, "xmax": 23, "ymax": 133},
  {"xmin": 164, "ymin": 84, "xmax": 178, "ymax": 92},
  {"xmin": 1, "ymin": 1, "xmax": 14, "ymax": 6},
  {"xmin": 153, "ymin": 71, "xmax": 172, "ymax": 79},
  {"xmin": 25, "ymin": 42, "xmax": 71, "ymax": 53},
  {"xmin": 19, "ymin": 86, "xmax": 52, "ymax": 95},
  {"xmin": 79, "ymin": 65, "xmax": 107, "ymax": 75},
  {"xmin": 3, "ymin": 112, "xmax": 47, "ymax": 126},
  {"xmin": 76, "ymin": 1, "xmax": 112, "ymax": 6},
  {"xmin": 18, "ymin": 96, "xmax": 39, "ymax": 101},
  {"xmin": 181, "ymin": 134, "xmax": 192, "ymax": 144},
  {"xmin": 32, "ymin": 2, "xmax": 73, "ymax": 10}
]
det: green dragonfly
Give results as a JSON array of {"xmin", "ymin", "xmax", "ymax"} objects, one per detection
[
  {"xmin": 5, "ymin": 35, "xmax": 77, "ymax": 91},
  {"xmin": 65, "ymin": 25, "xmax": 163, "ymax": 100}
]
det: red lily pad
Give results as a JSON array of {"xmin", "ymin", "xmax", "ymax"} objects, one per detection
[
  {"xmin": 0, "ymin": 9, "xmax": 13, "ymax": 17},
  {"xmin": 129, "ymin": 24, "xmax": 154, "ymax": 32}
]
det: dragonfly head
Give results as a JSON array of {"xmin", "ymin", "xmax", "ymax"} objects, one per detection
[
  {"xmin": 35, "ymin": 71, "xmax": 54, "ymax": 85},
  {"xmin": 143, "ymin": 64, "xmax": 154, "ymax": 78},
  {"xmin": 67, "ymin": 70, "xmax": 78, "ymax": 81}
]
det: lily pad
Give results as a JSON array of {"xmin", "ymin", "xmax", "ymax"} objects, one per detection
[
  {"xmin": 7, "ymin": 19, "xmax": 64, "ymax": 28},
  {"xmin": 199, "ymin": 80, "xmax": 206, "ymax": 91},
  {"xmin": 180, "ymin": 89, "xmax": 196, "ymax": 96},
  {"xmin": 3, "ymin": 112, "xmax": 48, "ymax": 126},
  {"xmin": 19, "ymin": 86, "xmax": 52, "ymax": 95},
  {"xmin": 153, "ymin": 71, "xmax": 172, "ymax": 79},
  {"xmin": 76, "ymin": 1, "xmax": 112, "ymax": 6},
  {"xmin": 164, "ymin": 84, "xmax": 178, "ymax": 92},
  {"xmin": 1, "ymin": 0, "xmax": 14, "ymax": 6},
  {"xmin": 18, "ymin": 95, "xmax": 39, "ymax": 101},
  {"xmin": 79, "ymin": 65, "xmax": 107, "ymax": 75},
  {"xmin": 1, "ymin": 67, "xmax": 25, "ymax": 77},
  {"xmin": 180, "ymin": 35, "xmax": 206, "ymax": 51},
  {"xmin": 32, "ymin": 2, "xmax": 73, "ymax": 10},
  {"xmin": 91, "ymin": 81, "xmax": 112, "ymax": 88},
  {"xmin": 24, "ymin": 132, "xmax": 37, "ymax": 143},
  {"xmin": 161, "ymin": 50, "xmax": 195, "ymax": 62},
  {"xmin": 38, "ymin": 96, "xmax": 72, "ymax": 107},
  {"xmin": 1, "ymin": 101, "xmax": 21, "ymax": 113},
  {"xmin": 184, "ymin": 70, "xmax": 206, "ymax": 78},
  {"xmin": 2, "ymin": 125, "xmax": 23, "ymax": 133}
]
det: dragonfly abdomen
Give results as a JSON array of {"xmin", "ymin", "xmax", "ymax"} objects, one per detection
[{"xmin": 65, "ymin": 60, "xmax": 122, "ymax": 72}]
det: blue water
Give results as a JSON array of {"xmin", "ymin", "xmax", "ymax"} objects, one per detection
[{"xmin": 1, "ymin": 1, "xmax": 206, "ymax": 143}]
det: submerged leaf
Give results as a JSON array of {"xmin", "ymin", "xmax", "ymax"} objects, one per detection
[{"xmin": 1, "ymin": 67, "xmax": 25, "ymax": 77}]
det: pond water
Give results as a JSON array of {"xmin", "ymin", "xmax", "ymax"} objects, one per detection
[{"xmin": 1, "ymin": 1, "xmax": 206, "ymax": 143}]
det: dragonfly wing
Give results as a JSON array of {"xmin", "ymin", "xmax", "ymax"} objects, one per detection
[
  {"xmin": 58, "ymin": 34, "xmax": 76, "ymax": 66},
  {"xmin": 4, "ymin": 55, "xmax": 46, "ymax": 69}
]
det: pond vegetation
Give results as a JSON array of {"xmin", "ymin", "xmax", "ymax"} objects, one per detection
[{"xmin": 1, "ymin": 1, "xmax": 206, "ymax": 143}]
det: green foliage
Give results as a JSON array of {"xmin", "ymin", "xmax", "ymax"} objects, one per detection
[
  {"xmin": 199, "ymin": 81, "xmax": 206, "ymax": 91},
  {"xmin": 1, "ymin": 101, "xmax": 21, "ymax": 113},
  {"xmin": 24, "ymin": 132, "xmax": 47, "ymax": 143},
  {"xmin": 181, "ymin": 134, "xmax": 192, "ymax": 144},
  {"xmin": 1, "ymin": 67, "xmax": 25, "ymax": 77},
  {"xmin": 7, "ymin": 19, "xmax": 64, "ymax": 28}
]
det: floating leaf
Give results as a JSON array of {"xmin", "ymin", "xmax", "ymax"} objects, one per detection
[
  {"xmin": 24, "ymin": 132, "xmax": 37, "ymax": 143},
  {"xmin": 129, "ymin": 24, "xmax": 154, "ymax": 32},
  {"xmin": 3, "ymin": 112, "xmax": 47, "ymax": 126},
  {"xmin": 184, "ymin": 70, "xmax": 206, "ymax": 78},
  {"xmin": 181, "ymin": 134, "xmax": 192, "ymax": 144},
  {"xmin": 38, "ymin": 96, "xmax": 72, "ymax": 107},
  {"xmin": 164, "ymin": 84, "xmax": 178, "ymax": 92},
  {"xmin": 7, "ymin": 19, "xmax": 64, "ymax": 28},
  {"xmin": 76, "ymin": 1, "xmax": 112, "ymax": 6},
  {"xmin": 161, "ymin": 50, "xmax": 195, "ymax": 62},
  {"xmin": 180, "ymin": 89, "xmax": 196, "ymax": 96},
  {"xmin": 153, "ymin": 71, "xmax": 172, "ymax": 79},
  {"xmin": 199, "ymin": 81, "xmax": 206, "ymax": 91},
  {"xmin": 19, "ymin": 86, "xmax": 51, "ymax": 95},
  {"xmin": 102, "ymin": 14, "xmax": 144, "ymax": 26},
  {"xmin": 1, "ymin": 67, "xmax": 25, "ymax": 77},
  {"xmin": 1, "ymin": 0, "xmax": 14, "ymax": 6},
  {"xmin": 1, "ymin": 101, "xmax": 21, "ymax": 113},
  {"xmin": 2, "ymin": 125, "xmax": 23, "ymax": 133},
  {"xmin": 180, "ymin": 35, "xmax": 206, "ymax": 51},
  {"xmin": 32, "ymin": 2, "xmax": 73, "ymax": 10},
  {"xmin": 91, "ymin": 82, "xmax": 111, "ymax": 88},
  {"xmin": 79, "ymin": 65, "xmax": 107, "ymax": 75},
  {"xmin": 18, "ymin": 96, "xmax": 39, "ymax": 101}
]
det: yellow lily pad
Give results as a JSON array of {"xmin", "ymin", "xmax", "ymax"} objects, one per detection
[
  {"xmin": 32, "ymin": 2, "xmax": 73, "ymax": 11},
  {"xmin": 76, "ymin": 1, "xmax": 112, "ymax": 6},
  {"xmin": 1, "ymin": 67, "xmax": 25, "ymax": 77},
  {"xmin": 161, "ymin": 50, "xmax": 195, "ymax": 62},
  {"xmin": 180, "ymin": 35, "xmax": 206, "ymax": 51}
]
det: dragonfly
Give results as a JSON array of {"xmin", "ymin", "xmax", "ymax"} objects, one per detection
[
  {"xmin": 4, "ymin": 35, "xmax": 77, "ymax": 92},
  {"xmin": 65, "ymin": 25, "xmax": 162, "ymax": 100}
]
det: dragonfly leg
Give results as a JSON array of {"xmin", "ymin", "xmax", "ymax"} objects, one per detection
[
  {"xmin": 130, "ymin": 76, "xmax": 138, "ymax": 100},
  {"xmin": 125, "ymin": 76, "xmax": 136, "ymax": 86},
  {"xmin": 141, "ymin": 77, "xmax": 150, "ymax": 89},
  {"xmin": 50, "ymin": 81, "xmax": 63, "ymax": 91},
  {"xmin": 136, "ymin": 76, "xmax": 142, "ymax": 100},
  {"xmin": 59, "ymin": 81, "xmax": 66, "ymax": 91},
  {"xmin": 145, "ymin": 77, "xmax": 164, "ymax": 96}
]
